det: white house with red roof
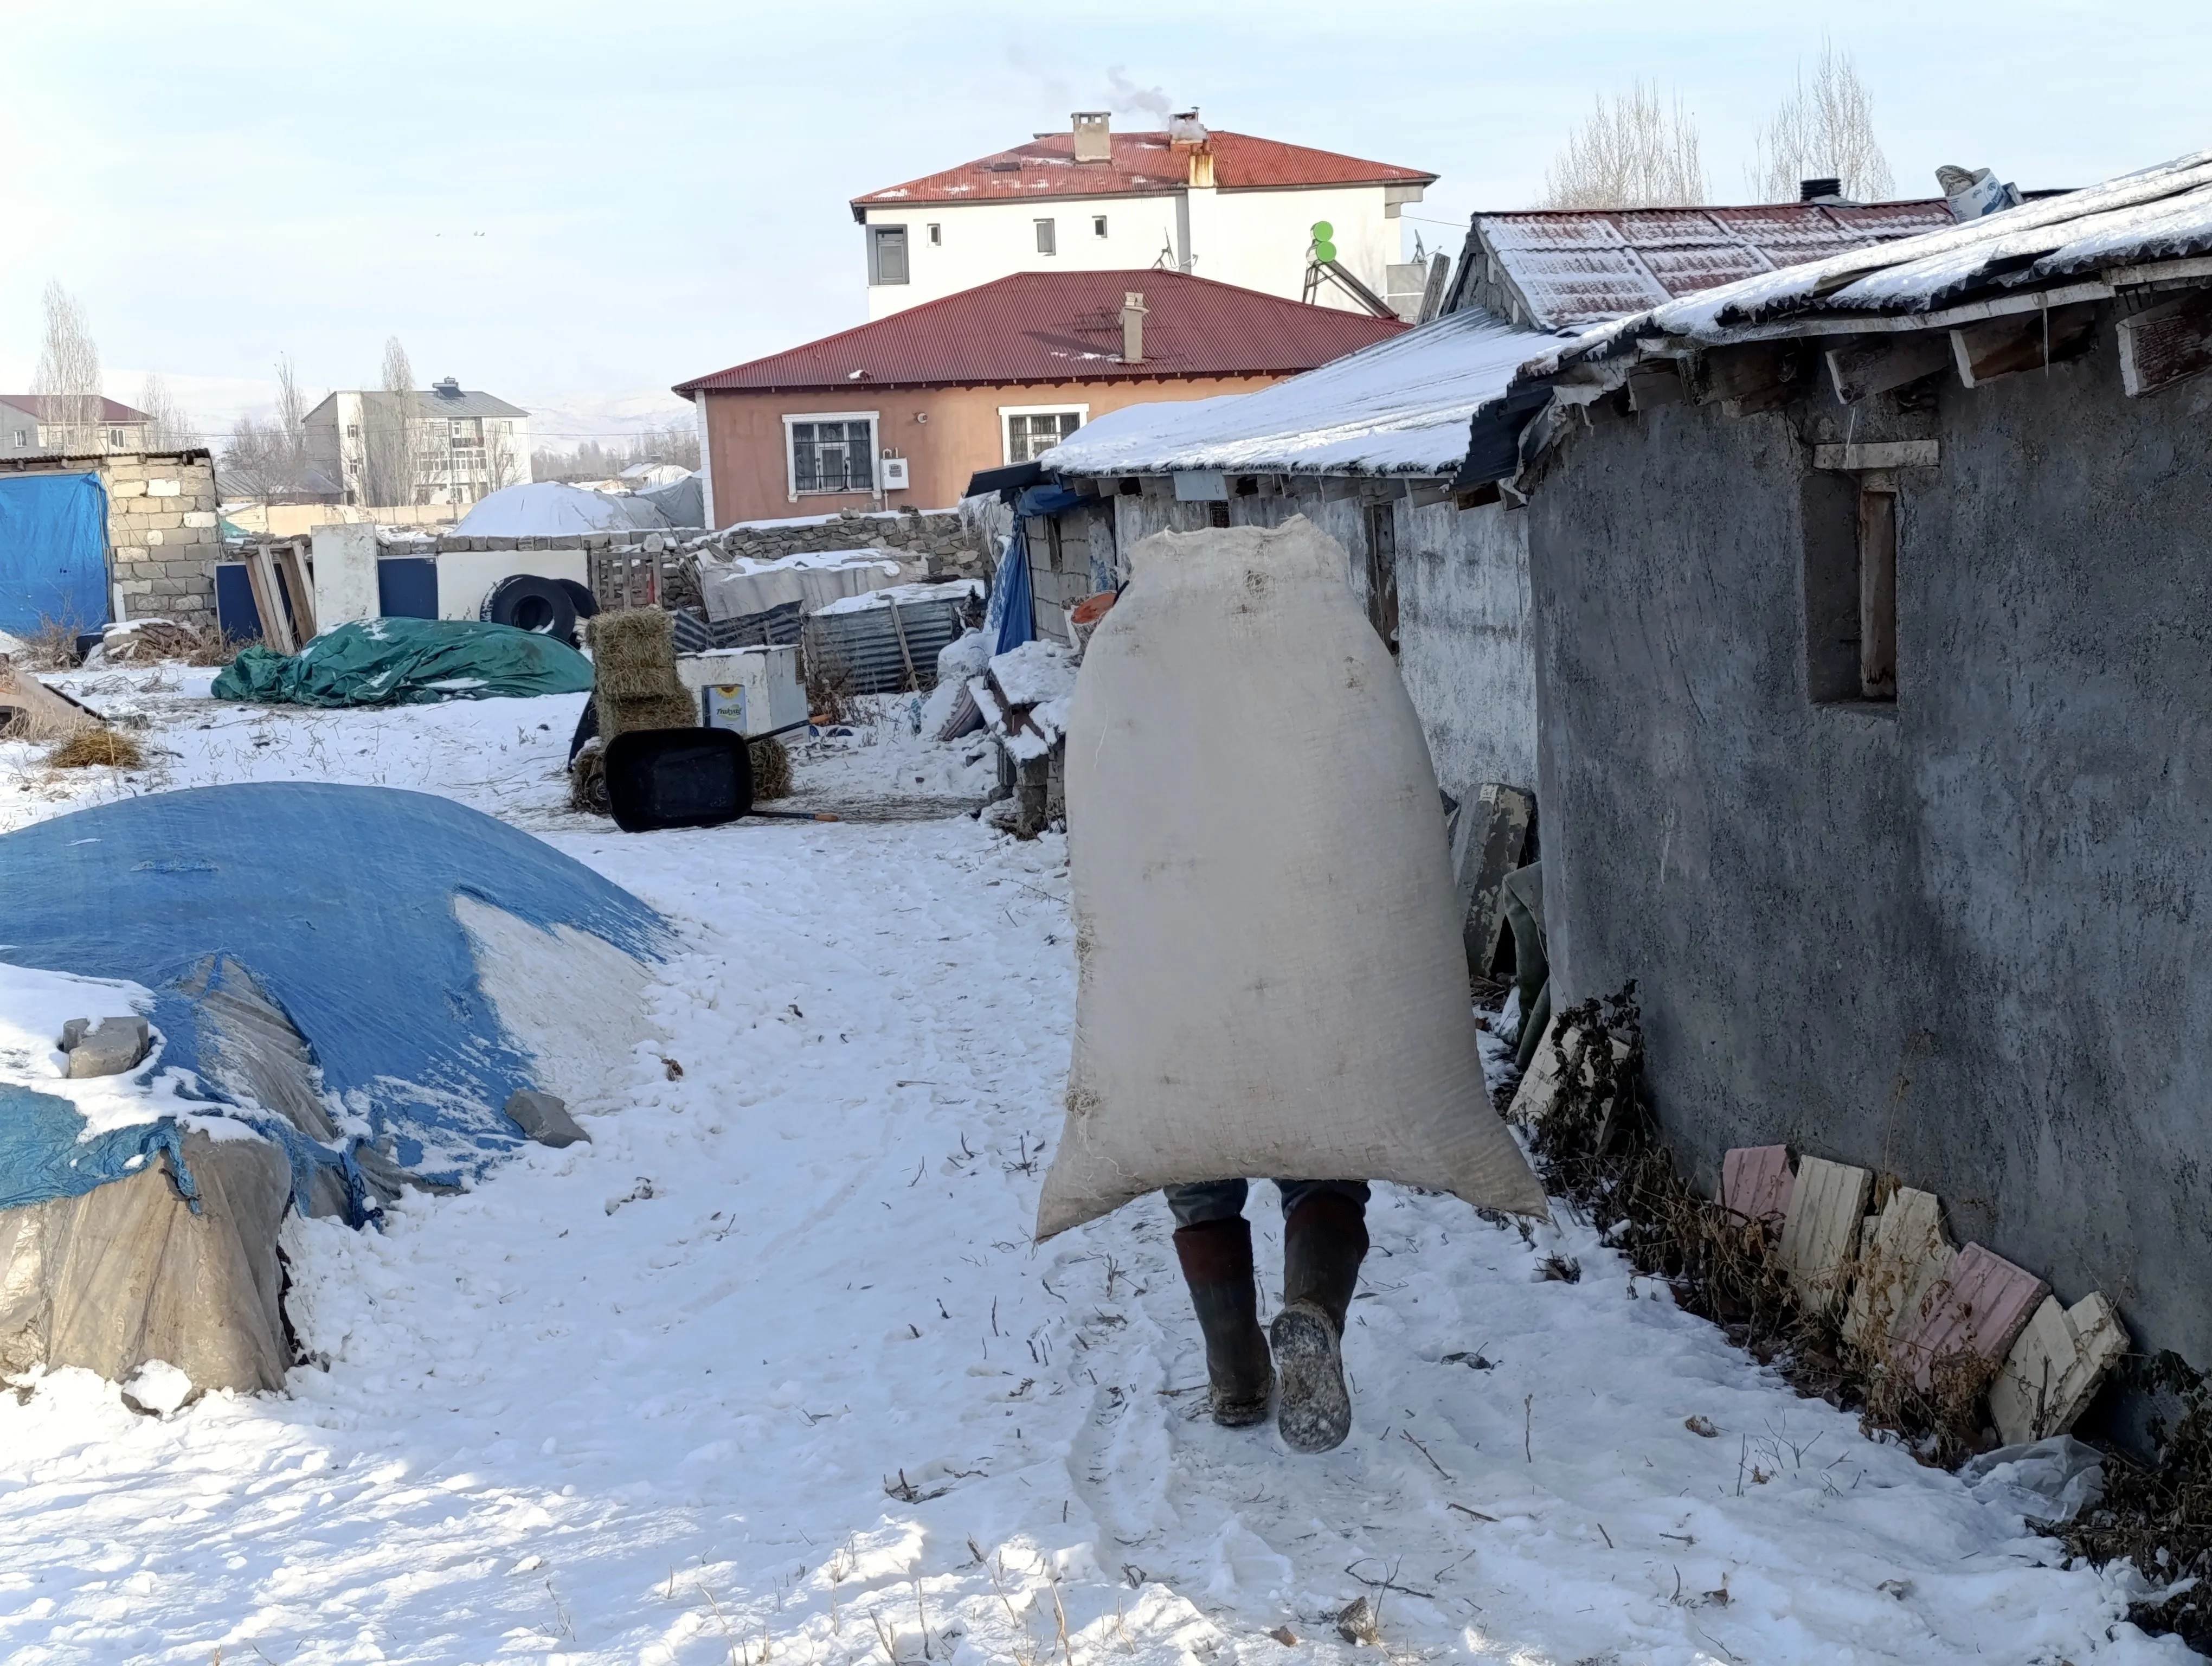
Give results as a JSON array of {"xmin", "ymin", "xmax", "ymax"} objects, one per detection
[
  {"xmin": 0, "ymin": 394, "xmax": 151, "ymax": 459},
  {"xmin": 850, "ymin": 111, "xmax": 1435, "ymax": 322}
]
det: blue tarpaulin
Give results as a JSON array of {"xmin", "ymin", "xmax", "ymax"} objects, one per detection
[
  {"xmin": 0, "ymin": 472, "xmax": 108, "ymax": 636},
  {"xmin": 987, "ymin": 533, "xmax": 1034, "ymax": 656},
  {"xmin": 0, "ymin": 1085, "xmax": 190, "ymax": 1213},
  {"xmin": 0, "ymin": 783, "xmax": 672, "ymax": 1222}
]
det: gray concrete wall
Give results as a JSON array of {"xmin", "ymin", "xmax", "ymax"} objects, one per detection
[
  {"xmin": 1105, "ymin": 484, "xmax": 1538, "ymax": 802},
  {"xmin": 1525, "ymin": 321, "xmax": 2212, "ymax": 1368}
]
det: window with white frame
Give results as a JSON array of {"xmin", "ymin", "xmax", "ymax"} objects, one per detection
[
  {"xmin": 787, "ymin": 415, "xmax": 876, "ymax": 494},
  {"xmin": 927, "ymin": 223, "xmax": 942, "ymax": 246},
  {"xmin": 1001, "ymin": 406, "xmax": 1086, "ymax": 464},
  {"xmin": 1035, "ymin": 218, "xmax": 1057, "ymax": 255},
  {"xmin": 870, "ymin": 226, "xmax": 909, "ymax": 285},
  {"xmin": 1092, "ymin": 215, "xmax": 1108, "ymax": 238}
]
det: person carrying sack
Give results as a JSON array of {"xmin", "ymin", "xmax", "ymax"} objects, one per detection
[{"xmin": 1034, "ymin": 518, "xmax": 1549, "ymax": 1455}]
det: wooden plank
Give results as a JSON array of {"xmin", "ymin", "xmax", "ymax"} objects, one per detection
[
  {"xmin": 1842, "ymin": 1187, "xmax": 1954, "ymax": 1356},
  {"xmin": 0, "ymin": 657, "xmax": 102, "ymax": 735},
  {"xmin": 884, "ymin": 597, "xmax": 919, "ymax": 692},
  {"xmin": 1625, "ymin": 362, "xmax": 1684, "ymax": 411},
  {"xmin": 275, "ymin": 541, "xmax": 318, "ymax": 642},
  {"xmin": 1776, "ymin": 1156, "xmax": 1872, "ymax": 1315},
  {"xmin": 1990, "ymin": 1292, "xmax": 2130, "ymax": 1445},
  {"xmin": 1857, "ymin": 480, "xmax": 1898, "ymax": 699},
  {"xmin": 1900, "ymin": 1242, "xmax": 2049, "ymax": 1393},
  {"xmin": 2117, "ymin": 287, "xmax": 2212, "ymax": 398},
  {"xmin": 244, "ymin": 543, "xmax": 296, "ymax": 654},
  {"xmin": 2102, "ymin": 256, "xmax": 2212, "ymax": 289},
  {"xmin": 1825, "ymin": 335, "xmax": 1952, "ymax": 405},
  {"xmin": 1719, "ymin": 1145, "xmax": 1793, "ymax": 1225},
  {"xmin": 1704, "ymin": 343, "xmax": 1798, "ymax": 414},
  {"xmin": 1811, "ymin": 440, "xmax": 1940, "ymax": 471},
  {"xmin": 1457, "ymin": 783, "xmax": 1535, "ymax": 975},
  {"xmin": 1949, "ymin": 302, "xmax": 2098, "ymax": 388}
]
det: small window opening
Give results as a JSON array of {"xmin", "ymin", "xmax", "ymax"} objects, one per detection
[
  {"xmin": 1206, "ymin": 500, "xmax": 1231, "ymax": 529},
  {"xmin": 1035, "ymin": 217, "xmax": 1057, "ymax": 256},
  {"xmin": 1363, "ymin": 501, "xmax": 1400, "ymax": 653},
  {"xmin": 1093, "ymin": 215, "xmax": 1109, "ymax": 238},
  {"xmin": 927, "ymin": 223, "xmax": 941, "ymax": 246},
  {"xmin": 1803, "ymin": 468, "xmax": 1897, "ymax": 703},
  {"xmin": 871, "ymin": 226, "xmax": 909, "ymax": 285}
]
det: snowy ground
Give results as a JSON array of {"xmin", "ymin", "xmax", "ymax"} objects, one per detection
[{"xmin": 0, "ymin": 666, "xmax": 2190, "ymax": 1664}]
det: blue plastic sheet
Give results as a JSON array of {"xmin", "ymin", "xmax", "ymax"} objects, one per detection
[
  {"xmin": 0, "ymin": 472, "xmax": 108, "ymax": 636},
  {"xmin": 988, "ymin": 531, "xmax": 1035, "ymax": 656},
  {"xmin": 0, "ymin": 783, "xmax": 672, "ymax": 1221},
  {"xmin": 0, "ymin": 1085, "xmax": 191, "ymax": 1213}
]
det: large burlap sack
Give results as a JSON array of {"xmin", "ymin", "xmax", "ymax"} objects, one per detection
[{"xmin": 1036, "ymin": 517, "xmax": 1548, "ymax": 1239}]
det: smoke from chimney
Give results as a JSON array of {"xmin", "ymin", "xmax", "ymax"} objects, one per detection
[{"xmin": 1105, "ymin": 65, "xmax": 1172, "ymax": 124}]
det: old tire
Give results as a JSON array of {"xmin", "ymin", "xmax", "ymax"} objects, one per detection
[{"xmin": 480, "ymin": 574, "xmax": 576, "ymax": 639}]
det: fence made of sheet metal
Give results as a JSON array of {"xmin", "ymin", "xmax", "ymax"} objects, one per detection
[{"xmin": 803, "ymin": 594, "xmax": 967, "ymax": 695}]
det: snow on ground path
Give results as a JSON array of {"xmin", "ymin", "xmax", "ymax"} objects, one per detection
[{"xmin": 0, "ymin": 672, "xmax": 2185, "ymax": 1664}]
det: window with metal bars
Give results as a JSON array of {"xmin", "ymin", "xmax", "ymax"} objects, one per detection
[
  {"xmin": 790, "ymin": 420, "xmax": 874, "ymax": 494},
  {"xmin": 1004, "ymin": 411, "xmax": 1083, "ymax": 464}
]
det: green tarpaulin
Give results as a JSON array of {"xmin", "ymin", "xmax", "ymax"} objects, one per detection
[{"xmin": 212, "ymin": 618, "xmax": 595, "ymax": 707}]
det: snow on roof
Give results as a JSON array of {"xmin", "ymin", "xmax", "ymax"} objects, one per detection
[
  {"xmin": 1476, "ymin": 202, "xmax": 1953, "ymax": 330},
  {"xmin": 1038, "ymin": 307, "xmax": 1564, "ymax": 478},
  {"xmin": 1623, "ymin": 149, "xmax": 2212, "ymax": 341},
  {"xmin": 453, "ymin": 482, "xmax": 668, "ymax": 537}
]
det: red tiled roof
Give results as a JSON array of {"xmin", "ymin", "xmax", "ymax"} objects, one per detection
[
  {"xmin": 852, "ymin": 130, "xmax": 1434, "ymax": 218},
  {"xmin": 673, "ymin": 271, "xmax": 1406, "ymax": 395},
  {"xmin": 0, "ymin": 394, "xmax": 151, "ymax": 424}
]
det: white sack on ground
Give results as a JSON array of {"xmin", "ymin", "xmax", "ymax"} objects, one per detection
[{"xmin": 1036, "ymin": 517, "xmax": 1547, "ymax": 1239}]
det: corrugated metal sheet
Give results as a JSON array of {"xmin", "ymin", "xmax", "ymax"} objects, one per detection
[
  {"xmin": 1482, "ymin": 202, "xmax": 1954, "ymax": 330},
  {"xmin": 852, "ymin": 130, "xmax": 1432, "ymax": 214},
  {"xmin": 803, "ymin": 595, "xmax": 968, "ymax": 697},
  {"xmin": 675, "ymin": 271, "xmax": 1405, "ymax": 395}
]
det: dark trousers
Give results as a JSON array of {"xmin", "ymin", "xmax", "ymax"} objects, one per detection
[{"xmin": 1164, "ymin": 1177, "xmax": 1371, "ymax": 1228}]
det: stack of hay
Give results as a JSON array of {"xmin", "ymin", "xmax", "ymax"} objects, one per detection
[{"xmin": 570, "ymin": 609, "xmax": 789, "ymax": 813}]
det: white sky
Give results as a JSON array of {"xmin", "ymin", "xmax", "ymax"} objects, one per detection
[{"xmin": 2, "ymin": 0, "xmax": 2204, "ymax": 449}]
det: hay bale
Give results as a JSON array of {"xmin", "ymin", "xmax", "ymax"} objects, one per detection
[
  {"xmin": 750, "ymin": 736, "xmax": 791, "ymax": 801},
  {"xmin": 587, "ymin": 609, "xmax": 686, "ymax": 702},
  {"xmin": 47, "ymin": 729, "xmax": 145, "ymax": 770}
]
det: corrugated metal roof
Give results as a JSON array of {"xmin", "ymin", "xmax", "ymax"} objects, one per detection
[
  {"xmin": 1480, "ymin": 202, "xmax": 1954, "ymax": 329},
  {"xmin": 853, "ymin": 129, "xmax": 1433, "ymax": 216},
  {"xmin": 672, "ymin": 271, "xmax": 1405, "ymax": 395}
]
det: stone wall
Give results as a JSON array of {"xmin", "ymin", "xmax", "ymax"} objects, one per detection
[{"xmin": 107, "ymin": 452, "xmax": 221, "ymax": 622}]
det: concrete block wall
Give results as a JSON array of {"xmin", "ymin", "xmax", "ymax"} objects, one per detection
[{"xmin": 107, "ymin": 453, "xmax": 221, "ymax": 622}]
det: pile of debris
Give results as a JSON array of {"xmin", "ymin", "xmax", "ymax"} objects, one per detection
[{"xmin": 1509, "ymin": 995, "xmax": 2130, "ymax": 1461}]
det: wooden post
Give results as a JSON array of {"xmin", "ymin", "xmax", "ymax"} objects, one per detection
[
  {"xmin": 885, "ymin": 596, "xmax": 919, "ymax": 691},
  {"xmin": 245, "ymin": 542, "xmax": 297, "ymax": 654},
  {"xmin": 1857, "ymin": 471, "xmax": 1898, "ymax": 700},
  {"xmin": 276, "ymin": 540, "xmax": 318, "ymax": 641}
]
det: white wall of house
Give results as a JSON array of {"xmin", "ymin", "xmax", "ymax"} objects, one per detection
[{"xmin": 860, "ymin": 180, "xmax": 1413, "ymax": 318}]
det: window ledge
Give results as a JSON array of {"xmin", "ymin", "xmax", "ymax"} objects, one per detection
[{"xmin": 1812, "ymin": 697, "xmax": 1898, "ymax": 719}]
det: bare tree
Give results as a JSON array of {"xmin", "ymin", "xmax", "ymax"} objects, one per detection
[
  {"xmin": 221, "ymin": 356, "xmax": 319, "ymax": 500},
  {"xmin": 1542, "ymin": 85, "xmax": 1706, "ymax": 210},
  {"xmin": 137, "ymin": 373, "xmax": 202, "ymax": 452},
  {"xmin": 32, "ymin": 281, "xmax": 105, "ymax": 454},
  {"xmin": 1748, "ymin": 43, "xmax": 1895, "ymax": 203},
  {"xmin": 363, "ymin": 337, "xmax": 417, "ymax": 507}
]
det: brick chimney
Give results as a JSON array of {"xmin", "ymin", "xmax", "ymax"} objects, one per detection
[
  {"xmin": 1073, "ymin": 111, "xmax": 1110, "ymax": 163},
  {"xmin": 1122, "ymin": 292, "xmax": 1147, "ymax": 364}
]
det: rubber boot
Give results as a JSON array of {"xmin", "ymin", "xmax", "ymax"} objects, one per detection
[
  {"xmin": 1172, "ymin": 1218, "xmax": 1274, "ymax": 1427},
  {"xmin": 1272, "ymin": 1191, "xmax": 1368, "ymax": 1453}
]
